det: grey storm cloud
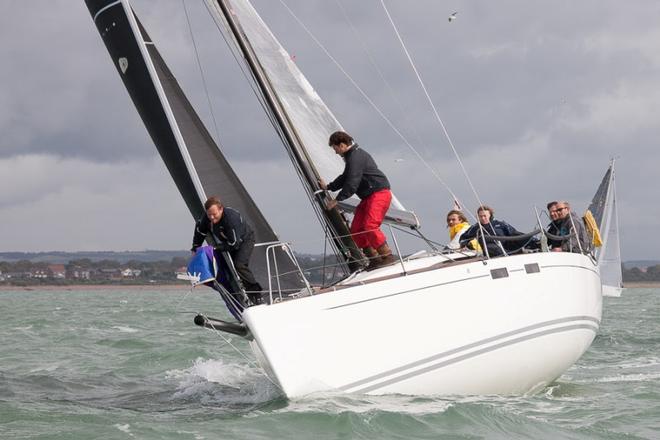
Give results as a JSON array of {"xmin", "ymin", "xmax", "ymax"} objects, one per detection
[{"xmin": 0, "ymin": 0, "xmax": 658, "ymax": 258}]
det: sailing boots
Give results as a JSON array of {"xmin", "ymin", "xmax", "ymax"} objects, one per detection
[
  {"xmin": 376, "ymin": 242, "xmax": 396, "ymax": 266},
  {"xmin": 363, "ymin": 247, "xmax": 379, "ymax": 269},
  {"xmin": 365, "ymin": 242, "xmax": 395, "ymax": 271}
]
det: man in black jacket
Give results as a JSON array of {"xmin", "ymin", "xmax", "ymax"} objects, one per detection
[
  {"xmin": 191, "ymin": 197, "xmax": 262, "ymax": 300},
  {"xmin": 460, "ymin": 205, "xmax": 524, "ymax": 257},
  {"xmin": 319, "ymin": 131, "xmax": 394, "ymax": 269}
]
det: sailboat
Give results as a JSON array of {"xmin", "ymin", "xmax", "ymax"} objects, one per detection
[
  {"xmin": 85, "ymin": 0, "xmax": 602, "ymax": 398},
  {"xmin": 587, "ymin": 160, "xmax": 624, "ymax": 297}
]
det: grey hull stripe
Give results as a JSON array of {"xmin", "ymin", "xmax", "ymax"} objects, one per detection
[
  {"xmin": 329, "ymin": 263, "xmax": 597, "ymax": 310},
  {"xmin": 352, "ymin": 322, "xmax": 599, "ymax": 394},
  {"xmin": 339, "ymin": 316, "xmax": 600, "ymax": 392},
  {"xmin": 93, "ymin": 0, "xmax": 121, "ymax": 22},
  {"xmin": 326, "ymin": 274, "xmax": 491, "ymax": 310}
]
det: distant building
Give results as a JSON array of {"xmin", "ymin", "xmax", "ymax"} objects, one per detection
[
  {"xmin": 3, "ymin": 271, "xmax": 33, "ymax": 279},
  {"xmin": 121, "ymin": 268, "xmax": 142, "ymax": 278},
  {"xmin": 98, "ymin": 268, "xmax": 122, "ymax": 280},
  {"xmin": 69, "ymin": 266, "xmax": 91, "ymax": 280},
  {"xmin": 48, "ymin": 264, "xmax": 66, "ymax": 279}
]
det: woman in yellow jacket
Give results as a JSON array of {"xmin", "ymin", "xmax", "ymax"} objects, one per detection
[
  {"xmin": 446, "ymin": 210, "xmax": 470, "ymax": 250},
  {"xmin": 446, "ymin": 209, "xmax": 482, "ymax": 252}
]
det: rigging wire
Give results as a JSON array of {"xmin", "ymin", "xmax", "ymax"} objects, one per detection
[
  {"xmin": 276, "ymin": 0, "xmax": 462, "ymax": 208},
  {"xmin": 378, "ymin": 0, "xmax": 485, "ymax": 211},
  {"xmin": 332, "ymin": 0, "xmax": 466, "ymax": 212},
  {"xmin": 201, "ymin": 0, "xmax": 352, "ymax": 273},
  {"xmin": 378, "ymin": 0, "xmax": 496, "ymax": 256},
  {"xmin": 181, "ymin": 0, "xmax": 223, "ymax": 146}
]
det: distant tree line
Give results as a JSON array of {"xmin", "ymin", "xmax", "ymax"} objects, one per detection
[{"xmin": 623, "ymin": 264, "xmax": 660, "ymax": 282}]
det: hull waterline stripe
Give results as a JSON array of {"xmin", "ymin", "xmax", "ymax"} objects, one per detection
[
  {"xmin": 93, "ymin": 0, "xmax": 121, "ymax": 22},
  {"xmin": 326, "ymin": 274, "xmax": 491, "ymax": 310},
  {"xmin": 349, "ymin": 322, "xmax": 599, "ymax": 394},
  {"xmin": 338, "ymin": 316, "xmax": 600, "ymax": 392}
]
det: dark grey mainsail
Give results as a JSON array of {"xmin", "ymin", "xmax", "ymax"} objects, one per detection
[
  {"xmin": 587, "ymin": 160, "xmax": 623, "ymax": 293},
  {"xmin": 85, "ymin": 0, "xmax": 304, "ymax": 292},
  {"xmin": 587, "ymin": 167, "xmax": 612, "ymax": 228}
]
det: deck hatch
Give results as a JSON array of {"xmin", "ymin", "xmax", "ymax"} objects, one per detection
[
  {"xmin": 524, "ymin": 263, "xmax": 540, "ymax": 274},
  {"xmin": 490, "ymin": 268, "xmax": 509, "ymax": 279}
]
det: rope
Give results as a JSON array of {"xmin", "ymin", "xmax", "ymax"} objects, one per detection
[
  {"xmin": 378, "ymin": 0, "xmax": 484, "ymax": 212},
  {"xmin": 277, "ymin": 0, "xmax": 462, "ymax": 207},
  {"xmin": 333, "ymin": 0, "xmax": 467, "ymax": 212}
]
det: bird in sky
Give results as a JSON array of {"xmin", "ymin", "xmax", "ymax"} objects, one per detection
[{"xmin": 448, "ymin": 12, "xmax": 458, "ymax": 22}]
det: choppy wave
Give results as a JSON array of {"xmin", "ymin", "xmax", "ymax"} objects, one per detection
[
  {"xmin": 167, "ymin": 358, "xmax": 281, "ymax": 406},
  {"xmin": 1, "ymin": 287, "xmax": 659, "ymax": 439}
]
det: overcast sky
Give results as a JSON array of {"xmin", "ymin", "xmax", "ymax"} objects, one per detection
[{"xmin": 1, "ymin": 0, "xmax": 658, "ymax": 260}]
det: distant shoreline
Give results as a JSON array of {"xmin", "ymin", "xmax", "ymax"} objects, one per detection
[
  {"xmin": 623, "ymin": 282, "xmax": 660, "ymax": 288},
  {"xmin": 0, "ymin": 284, "xmax": 190, "ymax": 291}
]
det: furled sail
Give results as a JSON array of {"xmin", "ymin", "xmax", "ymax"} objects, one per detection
[
  {"xmin": 205, "ymin": 0, "xmax": 420, "ymax": 236},
  {"xmin": 85, "ymin": 0, "xmax": 305, "ymax": 292},
  {"xmin": 587, "ymin": 160, "xmax": 623, "ymax": 296}
]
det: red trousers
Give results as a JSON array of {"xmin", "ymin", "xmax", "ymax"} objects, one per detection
[{"xmin": 351, "ymin": 189, "xmax": 392, "ymax": 249}]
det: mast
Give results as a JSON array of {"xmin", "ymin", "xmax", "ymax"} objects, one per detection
[{"xmin": 211, "ymin": 0, "xmax": 364, "ymax": 272}]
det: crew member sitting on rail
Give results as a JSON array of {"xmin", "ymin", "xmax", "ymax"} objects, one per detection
[
  {"xmin": 460, "ymin": 205, "xmax": 524, "ymax": 257},
  {"xmin": 546, "ymin": 201, "xmax": 590, "ymax": 253}
]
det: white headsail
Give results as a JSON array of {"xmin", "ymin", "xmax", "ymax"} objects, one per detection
[{"xmin": 206, "ymin": 0, "xmax": 419, "ymax": 228}]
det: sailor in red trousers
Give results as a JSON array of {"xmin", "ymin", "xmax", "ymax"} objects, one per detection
[{"xmin": 319, "ymin": 131, "xmax": 394, "ymax": 269}]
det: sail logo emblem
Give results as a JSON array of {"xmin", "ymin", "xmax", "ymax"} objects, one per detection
[{"xmin": 118, "ymin": 57, "xmax": 128, "ymax": 74}]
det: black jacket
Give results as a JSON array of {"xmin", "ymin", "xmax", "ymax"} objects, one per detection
[
  {"xmin": 546, "ymin": 212, "xmax": 590, "ymax": 253},
  {"xmin": 460, "ymin": 219, "xmax": 524, "ymax": 257},
  {"xmin": 191, "ymin": 207, "xmax": 253, "ymax": 253},
  {"xmin": 327, "ymin": 144, "xmax": 390, "ymax": 201}
]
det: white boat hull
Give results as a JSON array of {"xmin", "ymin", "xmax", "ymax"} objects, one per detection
[{"xmin": 243, "ymin": 252, "xmax": 602, "ymax": 398}]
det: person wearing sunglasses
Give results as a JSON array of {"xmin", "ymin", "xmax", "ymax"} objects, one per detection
[{"xmin": 546, "ymin": 201, "xmax": 590, "ymax": 253}]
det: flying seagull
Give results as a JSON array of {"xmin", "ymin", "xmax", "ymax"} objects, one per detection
[{"xmin": 448, "ymin": 12, "xmax": 458, "ymax": 22}]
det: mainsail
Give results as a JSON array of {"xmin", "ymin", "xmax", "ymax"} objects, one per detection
[
  {"xmin": 85, "ymin": 0, "xmax": 305, "ymax": 292},
  {"xmin": 587, "ymin": 160, "xmax": 623, "ymax": 296},
  {"xmin": 205, "ymin": 0, "xmax": 419, "ymax": 270}
]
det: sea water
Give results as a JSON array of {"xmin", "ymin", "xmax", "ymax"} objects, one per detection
[{"xmin": 1, "ymin": 287, "xmax": 658, "ymax": 439}]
